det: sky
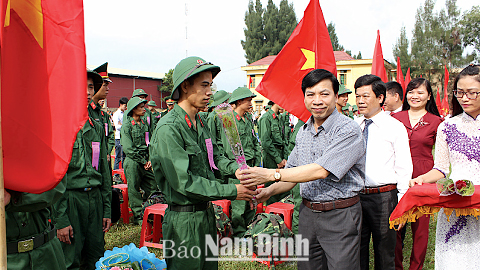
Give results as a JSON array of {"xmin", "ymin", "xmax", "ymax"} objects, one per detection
[{"xmin": 84, "ymin": 0, "xmax": 476, "ymax": 92}]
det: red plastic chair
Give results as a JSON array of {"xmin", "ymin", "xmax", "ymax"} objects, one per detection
[
  {"xmin": 112, "ymin": 184, "xmax": 133, "ymax": 224},
  {"xmin": 212, "ymin": 200, "xmax": 231, "ymax": 218},
  {"xmin": 112, "ymin": 169, "xmax": 126, "ymax": 184},
  {"xmin": 139, "ymin": 203, "xmax": 168, "ymax": 249},
  {"xmin": 265, "ymin": 202, "xmax": 294, "ymax": 230}
]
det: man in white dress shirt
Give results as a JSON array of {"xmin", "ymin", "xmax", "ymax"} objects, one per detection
[
  {"xmin": 383, "ymin": 81, "xmax": 404, "ymax": 115},
  {"xmin": 354, "ymin": 75, "xmax": 413, "ymax": 270},
  {"xmin": 112, "ymin": 97, "xmax": 128, "ymax": 169}
]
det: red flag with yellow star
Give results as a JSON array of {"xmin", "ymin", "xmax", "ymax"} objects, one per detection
[
  {"xmin": 1, "ymin": 0, "xmax": 87, "ymax": 193},
  {"xmin": 255, "ymin": 0, "xmax": 336, "ymax": 122}
]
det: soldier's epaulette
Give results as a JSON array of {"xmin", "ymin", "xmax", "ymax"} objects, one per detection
[
  {"xmin": 89, "ymin": 101, "xmax": 96, "ymax": 110},
  {"xmin": 101, "ymin": 111, "xmax": 104, "ymax": 116},
  {"xmin": 272, "ymin": 113, "xmax": 276, "ymax": 119},
  {"xmin": 131, "ymin": 120, "xmax": 136, "ymax": 126},
  {"xmin": 88, "ymin": 118, "xmax": 94, "ymax": 127}
]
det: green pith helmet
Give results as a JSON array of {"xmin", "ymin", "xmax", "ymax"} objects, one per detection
[
  {"xmin": 132, "ymin": 88, "xmax": 148, "ymax": 98},
  {"xmin": 352, "ymin": 105, "xmax": 358, "ymax": 112},
  {"xmin": 171, "ymin": 56, "xmax": 221, "ymax": 101},
  {"xmin": 229, "ymin": 87, "xmax": 256, "ymax": 104},
  {"xmin": 209, "ymin": 90, "xmax": 230, "ymax": 108},
  {"xmin": 126, "ymin": 97, "xmax": 147, "ymax": 116},
  {"xmin": 87, "ymin": 69, "xmax": 103, "ymax": 93},
  {"xmin": 338, "ymin": 85, "xmax": 352, "ymax": 95},
  {"xmin": 342, "ymin": 103, "xmax": 351, "ymax": 110},
  {"xmin": 147, "ymin": 100, "xmax": 157, "ymax": 107}
]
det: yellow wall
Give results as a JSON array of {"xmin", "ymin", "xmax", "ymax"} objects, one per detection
[{"xmin": 241, "ymin": 59, "xmax": 394, "ymax": 112}]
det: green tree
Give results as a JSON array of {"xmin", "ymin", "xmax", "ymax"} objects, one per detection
[
  {"xmin": 158, "ymin": 69, "xmax": 173, "ymax": 94},
  {"xmin": 241, "ymin": 0, "xmax": 265, "ymax": 64},
  {"xmin": 393, "ymin": 26, "xmax": 412, "ymax": 75},
  {"xmin": 460, "ymin": 5, "xmax": 480, "ymax": 61},
  {"xmin": 241, "ymin": 0, "xmax": 296, "ymax": 64},
  {"xmin": 327, "ymin": 22, "xmax": 344, "ymax": 51}
]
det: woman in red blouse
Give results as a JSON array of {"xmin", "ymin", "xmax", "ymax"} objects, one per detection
[{"xmin": 392, "ymin": 78, "xmax": 443, "ymax": 270}]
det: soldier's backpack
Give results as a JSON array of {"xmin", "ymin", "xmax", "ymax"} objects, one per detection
[
  {"xmin": 214, "ymin": 204, "xmax": 232, "ymax": 240},
  {"xmin": 244, "ymin": 213, "xmax": 293, "ymax": 263},
  {"xmin": 140, "ymin": 191, "xmax": 167, "ymax": 222}
]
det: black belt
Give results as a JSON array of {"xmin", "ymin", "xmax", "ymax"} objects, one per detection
[
  {"xmin": 169, "ymin": 202, "xmax": 211, "ymax": 212},
  {"xmin": 7, "ymin": 226, "xmax": 56, "ymax": 254}
]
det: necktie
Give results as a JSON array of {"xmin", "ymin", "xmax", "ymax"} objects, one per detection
[{"xmin": 363, "ymin": 119, "xmax": 373, "ymax": 145}]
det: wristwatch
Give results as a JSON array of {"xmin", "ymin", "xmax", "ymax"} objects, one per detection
[{"xmin": 274, "ymin": 169, "xmax": 282, "ymax": 181}]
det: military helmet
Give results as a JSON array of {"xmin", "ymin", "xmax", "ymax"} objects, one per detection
[
  {"xmin": 87, "ymin": 69, "xmax": 103, "ymax": 93},
  {"xmin": 209, "ymin": 90, "xmax": 230, "ymax": 108},
  {"xmin": 126, "ymin": 97, "xmax": 147, "ymax": 116},
  {"xmin": 147, "ymin": 100, "xmax": 157, "ymax": 107},
  {"xmin": 229, "ymin": 87, "xmax": 256, "ymax": 104},
  {"xmin": 338, "ymin": 84, "xmax": 352, "ymax": 95},
  {"xmin": 171, "ymin": 56, "xmax": 220, "ymax": 101},
  {"xmin": 132, "ymin": 88, "xmax": 148, "ymax": 98}
]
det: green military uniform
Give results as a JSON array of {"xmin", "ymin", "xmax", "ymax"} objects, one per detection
[
  {"xmin": 342, "ymin": 103, "xmax": 354, "ymax": 119},
  {"xmin": 150, "ymin": 57, "xmax": 240, "ymax": 270},
  {"xmin": 147, "ymin": 100, "xmax": 161, "ymax": 129},
  {"xmin": 258, "ymin": 109, "xmax": 288, "ymax": 205},
  {"xmin": 54, "ymin": 118, "xmax": 112, "ymax": 270},
  {"xmin": 88, "ymin": 100, "xmax": 115, "ymax": 154},
  {"xmin": 121, "ymin": 97, "xmax": 157, "ymax": 224},
  {"xmin": 211, "ymin": 87, "xmax": 261, "ymax": 237},
  {"xmin": 6, "ymin": 179, "xmax": 67, "ymax": 270},
  {"xmin": 280, "ymin": 111, "xmax": 292, "ymax": 158},
  {"xmin": 287, "ymin": 119, "xmax": 305, "ymax": 235}
]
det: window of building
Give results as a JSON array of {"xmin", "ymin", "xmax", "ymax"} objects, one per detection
[
  {"xmin": 339, "ymin": 70, "xmax": 348, "ymax": 85},
  {"xmin": 250, "ymin": 76, "xmax": 256, "ymax": 88}
]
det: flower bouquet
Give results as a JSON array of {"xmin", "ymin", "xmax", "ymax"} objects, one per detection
[
  {"xmin": 436, "ymin": 178, "xmax": 475, "ymax": 196},
  {"xmin": 95, "ymin": 243, "xmax": 166, "ymax": 270}
]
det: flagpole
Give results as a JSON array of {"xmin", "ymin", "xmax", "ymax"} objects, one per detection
[{"xmin": 0, "ymin": 53, "xmax": 7, "ymax": 268}]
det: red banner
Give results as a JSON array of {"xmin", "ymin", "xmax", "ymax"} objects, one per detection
[{"xmin": 371, "ymin": 30, "xmax": 388, "ymax": 82}]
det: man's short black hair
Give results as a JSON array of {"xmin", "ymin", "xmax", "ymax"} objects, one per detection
[
  {"xmin": 267, "ymin": 101, "xmax": 275, "ymax": 106},
  {"xmin": 385, "ymin": 81, "xmax": 403, "ymax": 101},
  {"xmin": 301, "ymin": 69, "xmax": 340, "ymax": 95},
  {"xmin": 119, "ymin": 97, "xmax": 128, "ymax": 105},
  {"xmin": 354, "ymin": 74, "xmax": 386, "ymax": 107}
]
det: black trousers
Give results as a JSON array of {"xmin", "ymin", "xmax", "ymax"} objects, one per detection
[
  {"xmin": 298, "ymin": 201, "xmax": 362, "ymax": 270},
  {"xmin": 360, "ymin": 190, "xmax": 398, "ymax": 270}
]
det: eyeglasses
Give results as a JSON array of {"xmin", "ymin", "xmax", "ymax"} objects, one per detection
[
  {"xmin": 453, "ymin": 90, "xmax": 480, "ymax": 100},
  {"xmin": 184, "ymin": 62, "xmax": 213, "ymax": 80}
]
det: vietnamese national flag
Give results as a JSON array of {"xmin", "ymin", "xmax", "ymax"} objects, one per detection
[
  {"xmin": 436, "ymin": 87, "xmax": 442, "ymax": 112},
  {"xmin": 372, "ymin": 30, "xmax": 388, "ymax": 82},
  {"xmin": 405, "ymin": 68, "xmax": 411, "ymax": 88},
  {"xmin": 1, "ymin": 0, "xmax": 87, "ymax": 193},
  {"xmin": 441, "ymin": 65, "xmax": 450, "ymax": 116},
  {"xmin": 255, "ymin": 0, "xmax": 336, "ymax": 122},
  {"xmin": 396, "ymin": 57, "xmax": 405, "ymax": 90}
]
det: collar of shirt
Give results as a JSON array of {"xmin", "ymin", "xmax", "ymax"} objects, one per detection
[
  {"xmin": 304, "ymin": 109, "xmax": 341, "ymax": 135},
  {"xmin": 172, "ymin": 104, "xmax": 204, "ymax": 131},
  {"xmin": 358, "ymin": 110, "xmax": 388, "ymax": 129},
  {"xmin": 462, "ymin": 111, "xmax": 480, "ymax": 122}
]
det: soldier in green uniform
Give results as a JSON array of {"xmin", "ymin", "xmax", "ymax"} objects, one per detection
[
  {"xmin": 128, "ymin": 89, "xmax": 155, "ymax": 132},
  {"xmin": 149, "ymin": 56, "xmax": 255, "ymax": 270},
  {"xmin": 147, "ymin": 100, "xmax": 161, "ymax": 128},
  {"xmin": 211, "ymin": 87, "xmax": 262, "ymax": 237},
  {"xmin": 121, "ymin": 97, "xmax": 157, "ymax": 225},
  {"xmin": 91, "ymin": 62, "xmax": 115, "ymax": 155},
  {"xmin": 280, "ymin": 110, "xmax": 292, "ymax": 157},
  {"xmin": 336, "ymin": 84, "xmax": 352, "ymax": 114},
  {"xmin": 54, "ymin": 69, "xmax": 112, "ymax": 270},
  {"xmin": 160, "ymin": 98, "xmax": 175, "ymax": 118},
  {"xmin": 342, "ymin": 103, "xmax": 354, "ymax": 119},
  {"xmin": 287, "ymin": 119, "xmax": 305, "ymax": 235},
  {"xmin": 5, "ymin": 179, "xmax": 67, "ymax": 269},
  {"xmin": 258, "ymin": 101, "xmax": 288, "ymax": 205}
]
